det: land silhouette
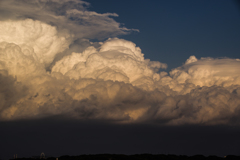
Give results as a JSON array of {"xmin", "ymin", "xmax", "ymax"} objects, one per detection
[{"xmin": 10, "ymin": 154, "xmax": 240, "ymax": 160}]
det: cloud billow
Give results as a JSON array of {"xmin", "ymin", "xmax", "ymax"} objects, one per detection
[{"xmin": 0, "ymin": 0, "xmax": 240, "ymax": 125}]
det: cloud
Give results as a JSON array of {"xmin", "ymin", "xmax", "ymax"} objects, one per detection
[
  {"xmin": 0, "ymin": 0, "xmax": 137, "ymax": 40},
  {"xmin": 0, "ymin": 19, "xmax": 72, "ymax": 66},
  {"xmin": 164, "ymin": 56, "xmax": 240, "ymax": 93},
  {"xmin": 0, "ymin": 0, "xmax": 240, "ymax": 125},
  {"xmin": 52, "ymin": 38, "xmax": 167, "ymax": 84},
  {"xmin": 0, "ymin": 71, "xmax": 28, "ymax": 116}
]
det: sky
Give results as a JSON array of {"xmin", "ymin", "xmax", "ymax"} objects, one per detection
[
  {"xmin": 0, "ymin": 0, "xmax": 240, "ymax": 159},
  {"xmin": 86, "ymin": 0, "xmax": 240, "ymax": 70}
]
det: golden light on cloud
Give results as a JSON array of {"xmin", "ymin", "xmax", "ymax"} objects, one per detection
[{"xmin": 0, "ymin": 0, "xmax": 240, "ymax": 125}]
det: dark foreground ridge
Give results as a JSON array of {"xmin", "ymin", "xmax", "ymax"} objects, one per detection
[{"xmin": 10, "ymin": 154, "xmax": 240, "ymax": 160}]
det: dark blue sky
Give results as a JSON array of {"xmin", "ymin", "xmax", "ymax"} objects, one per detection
[{"xmin": 86, "ymin": 0, "xmax": 240, "ymax": 70}]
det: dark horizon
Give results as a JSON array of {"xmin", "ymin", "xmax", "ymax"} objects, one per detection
[
  {"xmin": 1, "ymin": 118, "xmax": 240, "ymax": 160},
  {"xmin": 6, "ymin": 153, "xmax": 240, "ymax": 160}
]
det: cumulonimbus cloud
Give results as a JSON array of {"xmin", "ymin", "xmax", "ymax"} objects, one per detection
[{"xmin": 0, "ymin": 0, "xmax": 240, "ymax": 125}]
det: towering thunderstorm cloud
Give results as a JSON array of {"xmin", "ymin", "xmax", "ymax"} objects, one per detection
[{"xmin": 0, "ymin": 0, "xmax": 240, "ymax": 125}]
